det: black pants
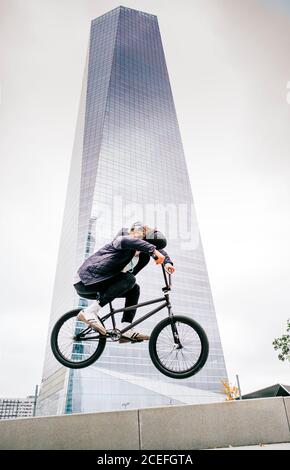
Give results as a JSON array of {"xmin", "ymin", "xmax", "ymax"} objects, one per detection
[{"xmin": 74, "ymin": 272, "xmax": 140, "ymax": 323}]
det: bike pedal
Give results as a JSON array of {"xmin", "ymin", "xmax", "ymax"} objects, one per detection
[{"xmin": 119, "ymin": 337, "xmax": 144, "ymax": 344}]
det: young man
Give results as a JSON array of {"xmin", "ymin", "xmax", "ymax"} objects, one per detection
[{"xmin": 73, "ymin": 222, "xmax": 175, "ymax": 342}]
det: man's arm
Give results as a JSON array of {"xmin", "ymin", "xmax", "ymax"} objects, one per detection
[
  {"xmin": 159, "ymin": 248, "xmax": 173, "ymax": 266},
  {"xmin": 113, "ymin": 232, "xmax": 174, "ymax": 268},
  {"xmin": 113, "ymin": 235, "xmax": 156, "ymax": 255},
  {"xmin": 132, "ymin": 250, "xmax": 174, "ymax": 276},
  {"xmin": 132, "ymin": 253, "xmax": 150, "ymax": 276}
]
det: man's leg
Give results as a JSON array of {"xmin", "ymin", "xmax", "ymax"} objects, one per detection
[
  {"xmin": 109, "ymin": 278, "xmax": 149, "ymax": 343},
  {"xmin": 97, "ymin": 272, "xmax": 136, "ymax": 308},
  {"xmin": 74, "ymin": 273, "xmax": 136, "ymax": 334},
  {"xmin": 97, "ymin": 274, "xmax": 140, "ymax": 322},
  {"xmin": 74, "ymin": 281, "xmax": 107, "ymax": 334},
  {"xmin": 121, "ymin": 283, "xmax": 140, "ymax": 323},
  {"xmin": 75, "ymin": 273, "xmax": 148, "ymax": 341}
]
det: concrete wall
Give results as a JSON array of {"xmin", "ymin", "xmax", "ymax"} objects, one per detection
[{"xmin": 0, "ymin": 397, "xmax": 289, "ymax": 450}]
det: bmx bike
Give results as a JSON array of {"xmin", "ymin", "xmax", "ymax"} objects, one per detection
[{"xmin": 51, "ymin": 261, "xmax": 209, "ymax": 379}]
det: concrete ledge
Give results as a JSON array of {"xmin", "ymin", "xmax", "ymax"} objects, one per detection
[
  {"xmin": 0, "ymin": 398, "xmax": 289, "ymax": 450},
  {"xmin": 139, "ymin": 397, "xmax": 290, "ymax": 449},
  {"xmin": 0, "ymin": 409, "xmax": 139, "ymax": 450}
]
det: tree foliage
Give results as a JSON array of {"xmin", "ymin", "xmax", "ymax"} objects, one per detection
[
  {"xmin": 273, "ymin": 319, "xmax": 290, "ymax": 362},
  {"xmin": 221, "ymin": 380, "xmax": 240, "ymax": 400}
]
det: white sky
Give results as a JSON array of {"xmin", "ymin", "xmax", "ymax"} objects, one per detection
[{"xmin": 0, "ymin": 0, "xmax": 290, "ymax": 398}]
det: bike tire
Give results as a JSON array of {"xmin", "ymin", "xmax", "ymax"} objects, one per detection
[
  {"xmin": 51, "ymin": 308, "xmax": 106, "ymax": 369},
  {"xmin": 149, "ymin": 315, "xmax": 209, "ymax": 379}
]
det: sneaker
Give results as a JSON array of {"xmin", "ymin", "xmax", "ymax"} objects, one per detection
[
  {"xmin": 119, "ymin": 327, "xmax": 150, "ymax": 343},
  {"xmin": 77, "ymin": 301, "xmax": 106, "ymax": 335}
]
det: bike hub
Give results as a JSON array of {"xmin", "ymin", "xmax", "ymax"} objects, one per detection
[{"xmin": 107, "ymin": 329, "xmax": 122, "ymax": 341}]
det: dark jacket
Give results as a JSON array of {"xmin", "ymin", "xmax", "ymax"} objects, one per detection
[{"xmin": 76, "ymin": 227, "xmax": 173, "ymax": 285}]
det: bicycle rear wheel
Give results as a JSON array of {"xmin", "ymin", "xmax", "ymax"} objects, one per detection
[
  {"xmin": 51, "ymin": 308, "xmax": 106, "ymax": 369},
  {"xmin": 149, "ymin": 315, "xmax": 209, "ymax": 379}
]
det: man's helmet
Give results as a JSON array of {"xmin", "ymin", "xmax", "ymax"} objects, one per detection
[
  {"xmin": 130, "ymin": 222, "xmax": 167, "ymax": 250},
  {"xmin": 145, "ymin": 229, "xmax": 167, "ymax": 250}
]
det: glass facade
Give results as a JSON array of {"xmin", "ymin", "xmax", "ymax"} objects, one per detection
[{"xmin": 37, "ymin": 6, "xmax": 227, "ymax": 416}]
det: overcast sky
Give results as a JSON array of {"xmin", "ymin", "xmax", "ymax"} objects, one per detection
[{"xmin": 0, "ymin": 0, "xmax": 290, "ymax": 398}]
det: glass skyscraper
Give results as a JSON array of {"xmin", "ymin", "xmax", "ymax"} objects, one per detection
[{"xmin": 37, "ymin": 6, "xmax": 227, "ymax": 416}]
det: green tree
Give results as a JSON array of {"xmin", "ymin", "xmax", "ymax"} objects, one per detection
[{"xmin": 273, "ymin": 319, "xmax": 290, "ymax": 362}]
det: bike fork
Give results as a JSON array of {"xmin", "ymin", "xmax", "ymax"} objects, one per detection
[{"xmin": 165, "ymin": 294, "xmax": 182, "ymax": 348}]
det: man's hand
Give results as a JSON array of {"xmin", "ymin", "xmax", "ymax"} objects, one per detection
[
  {"xmin": 153, "ymin": 250, "xmax": 165, "ymax": 264},
  {"xmin": 165, "ymin": 263, "xmax": 175, "ymax": 274}
]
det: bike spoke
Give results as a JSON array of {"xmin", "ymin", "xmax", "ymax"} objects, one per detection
[
  {"xmin": 56, "ymin": 315, "xmax": 101, "ymax": 363},
  {"xmin": 156, "ymin": 320, "xmax": 202, "ymax": 373}
]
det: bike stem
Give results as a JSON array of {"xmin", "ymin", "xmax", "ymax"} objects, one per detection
[{"xmin": 161, "ymin": 263, "xmax": 171, "ymax": 292}]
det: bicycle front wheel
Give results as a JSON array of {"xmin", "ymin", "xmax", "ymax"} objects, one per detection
[
  {"xmin": 51, "ymin": 308, "xmax": 106, "ymax": 369},
  {"xmin": 149, "ymin": 315, "xmax": 209, "ymax": 379}
]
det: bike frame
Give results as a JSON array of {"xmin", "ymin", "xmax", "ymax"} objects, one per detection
[
  {"xmin": 104, "ymin": 263, "xmax": 173, "ymax": 334},
  {"xmin": 76, "ymin": 264, "xmax": 173, "ymax": 341}
]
